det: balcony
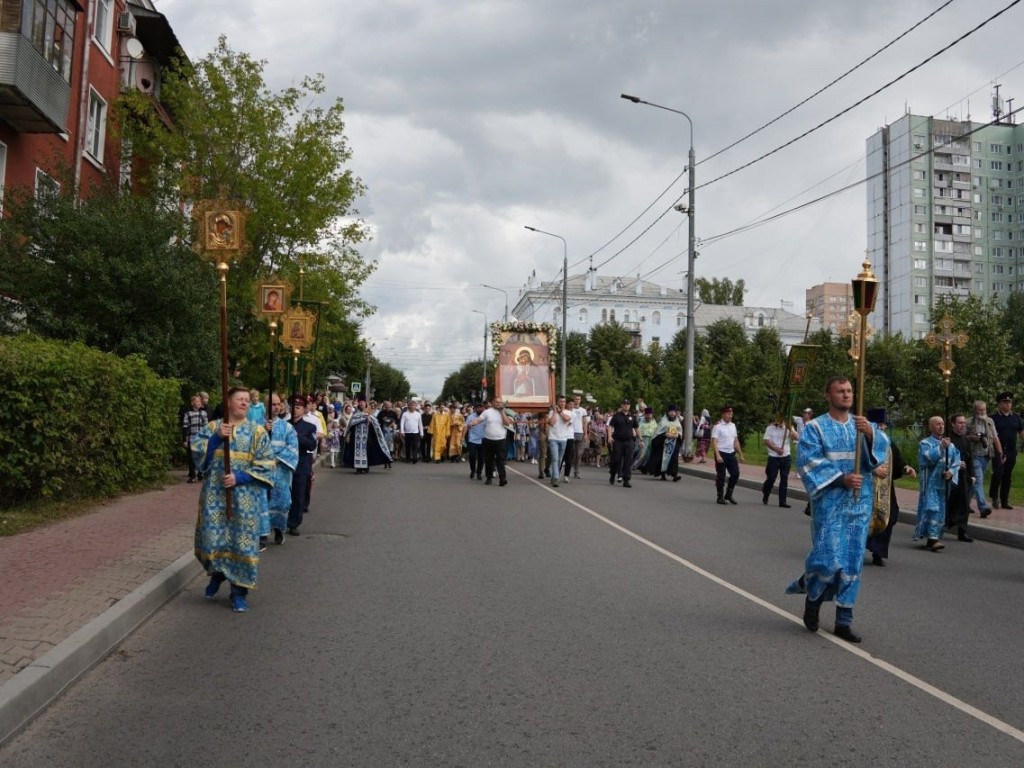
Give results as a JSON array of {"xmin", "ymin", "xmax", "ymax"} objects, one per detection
[{"xmin": 0, "ymin": 32, "xmax": 69, "ymax": 133}]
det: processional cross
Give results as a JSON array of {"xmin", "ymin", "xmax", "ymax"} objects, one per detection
[{"xmin": 924, "ymin": 314, "xmax": 968, "ymax": 397}]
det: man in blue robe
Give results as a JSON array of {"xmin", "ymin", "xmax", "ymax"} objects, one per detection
[
  {"xmin": 915, "ymin": 415, "xmax": 959, "ymax": 551},
  {"xmin": 786, "ymin": 376, "xmax": 889, "ymax": 643},
  {"xmin": 266, "ymin": 393, "xmax": 298, "ymax": 546}
]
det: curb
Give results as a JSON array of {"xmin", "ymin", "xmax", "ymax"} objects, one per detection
[
  {"xmin": 0, "ymin": 552, "xmax": 200, "ymax": 747},
  {"xmin": 678, "ymin": 465, "xmax": 1024, "ymax": 550}
]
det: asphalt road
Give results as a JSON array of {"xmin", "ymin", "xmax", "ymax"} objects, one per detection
[{"xmin": 3, "ymin": 459, "xmax": 1024, "ymax": 767}]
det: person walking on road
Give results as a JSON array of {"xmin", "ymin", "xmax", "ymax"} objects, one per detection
[
  {"xmin": 266, "ymin": 393, "xmax": 298, "ymax": 547},
  {"xmin": 761, "ymin": 415, "xmax": 797, "ymax": 508},
  {"xmin": 608, "ymin": 398, "xmax": 638, "ymax": 488},
  {"xmin": 915, "ymin": 416, "xmax": 959, "ymax": 552},
  {"xmin": 786, "ymin": 377, "xmax": 888, "ymax": 643},
  {"xmin": 989, "ymin": 392, "xmax": 1024, "ymax": 510},
  {"xmin": 465, "ymin": 402, "xmax": 486, "ymax": 479},
  {"xmin": 547, "ymin": 395, "xmax": 574, "ymax": 488},
  {"xmin": 191, "ymin": 387, "xmax": 275, "ymax": 613},
  {"xmin": 399, "ymin": 401, "xmax": 423, "ymax": 464},
  {"xmin": 946, "ymin": 413, "xmax": 975, "ymax": 543},
  {"xmin": 182, "ymin": 394, "xmax": 208, "ymax": 483},
  {"xmin": 865, "ymin": 409, "xmax": 916, "ymax": 567},
  {"xmin": 287, "ymin": 395, "xmax": 320, "ymax": 536},
  {"xmin": 569, "ymin": 394, "xmax": 589, "ymax": 479},
  {"xmin": 712, "ymin": 405, "xmax": 744, "ymax": 504},
  {"xmin": 967, "ymin": 400, "xmax": 1000, "ymax": 518},
  {"xmin": 467, "ymin": 395, "xmax": 513, "ymax": 486}
]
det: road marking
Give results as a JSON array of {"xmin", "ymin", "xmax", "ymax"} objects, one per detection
[{"xmin": 509, "ymin": 467, "xmax": 1024, "ymax": 745}]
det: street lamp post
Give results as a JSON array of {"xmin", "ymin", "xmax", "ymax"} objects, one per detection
[
  {"xmin": 471, "ymin": 309, "xmax": 488, "ymax": 401},
  {"xmin": 481, "ymin": 284, "xmax": 509, "ymax": 323},
  {"xmin": 524, "ymin": 226, "xmax": 568, "ymax": 397},
  {"xmin": 621, "ymin": 93, "xmax": 696, "ymax": 458}
]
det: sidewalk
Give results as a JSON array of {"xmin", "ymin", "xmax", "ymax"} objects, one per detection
[{"xmin": 3, "ymin": 457, "xmax": 1024, "ymax": 745}]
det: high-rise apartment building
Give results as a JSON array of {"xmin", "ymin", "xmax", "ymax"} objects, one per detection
[
  {"xmin": 805, "ymin": 282, "xmax": 853, "ymax": 332},
  {"xmin": 866, "ymin": 98, "xmax": 1022, "ymax": 338}
]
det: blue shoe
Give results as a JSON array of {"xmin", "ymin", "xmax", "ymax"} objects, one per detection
[
  {"xmin": 204, "ymin": 577, "xmax": 223, "ymax": 599},
  {"xmin": 231, "ymin": 594, "xmax": 249, "ymax": 613}
]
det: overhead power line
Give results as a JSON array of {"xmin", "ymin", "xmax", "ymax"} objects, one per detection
[{"xmin": 579, "ymin": 0, "xmax": 959, "ymax": 269}]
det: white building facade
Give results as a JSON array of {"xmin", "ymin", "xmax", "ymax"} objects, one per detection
[{"xmin": 511, "ymin": 268, "xmax": 816, "ymax": 350}]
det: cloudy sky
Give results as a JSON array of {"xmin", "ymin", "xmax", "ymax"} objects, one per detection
[{"xmin": 160, "ymin": 0, "xmax": 1024, "ymax": 397}]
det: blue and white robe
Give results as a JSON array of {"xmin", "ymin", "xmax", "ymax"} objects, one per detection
[
  {"xmin": 267, "ymin": 417, "xmax": 299, "ymax": 535},
  {"xmin": 191, "ymin": 420, "xmax": 275, "ymax": 589},
  {"xmin": 914, "ymin": 435, "xmax": 960, "ymax": 541},
  {"xmin": 786, "ymin": 414, "xmax": 889, "ymax": 607}
]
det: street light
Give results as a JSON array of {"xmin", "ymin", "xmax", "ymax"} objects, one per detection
[
  {"xmin": 524, "ymin": 225, "xmax": 568, "ymax": 397},
  {"xmin": 480, "ymin": 283, "xmax": 509, "ymax": 323},
  {"xmin": 621, "ymin": 93, "xmax": 697, "ymax": 458},
  {"xmin": 471, "ymin": 309, "xmax": 488, "ymax": 401}
]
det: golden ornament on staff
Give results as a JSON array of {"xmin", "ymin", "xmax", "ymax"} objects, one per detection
[
  {"xmin": 194, "ymin": 198, "xmax": 250, "ymax": 519},
  {"xmin": 850, "ymin": 256, "xmax": 879, "ymax": 499}
]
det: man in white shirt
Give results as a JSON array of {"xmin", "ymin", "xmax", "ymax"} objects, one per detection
[
  {"xmin": 547, "ymin": 395, "xmax": 575, "ymax": 488},
  {"xmin": 711, "ymin": 405, "xmax": 744, "ymax": 505},
  {"xmin": 466, "ymin": 395, "xmax": 514, "ymax": 486},
  {"xmin": 568, "ymin": 394, "xmax": 590, "ymax": 479},
  {"xmin": 399, "ymin": 402, "xmax": 424, "ymax": 464},
  {"xmin": 762, "ymin": 416, "xmax": 798, "ymax": 507}
]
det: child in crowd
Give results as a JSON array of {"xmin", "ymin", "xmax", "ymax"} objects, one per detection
[{"xmin": 328, "ymin": 419, "xmax": 341, "ymax": 468}]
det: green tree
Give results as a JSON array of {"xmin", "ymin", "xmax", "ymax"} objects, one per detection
[
  {"xmin": 369, "ymin": 358, "xmax": 411, "ymax": 402},
  {"xmin": 696, "ymin": 277, "xmax": 746, "ymax": 305},
  {"xmin": 440, "ymin": 360, "xmax": 489, "ymax": 403},
  {"xmin": 0, "ymin": 185, "xmax": 219, "ymax": 394},
  {"xmin": 119, "ymin": 37, "xmax": 373, "ymax": 390}
]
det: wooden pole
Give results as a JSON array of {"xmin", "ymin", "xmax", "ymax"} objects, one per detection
[{"xmin": 218, "ymin": 261, "xmax": 233, "ymax": 520}]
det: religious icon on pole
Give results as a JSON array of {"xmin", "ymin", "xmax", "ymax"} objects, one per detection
[{"xmin": 255, "ymin": 276, "xmax": 292, "ymax": 319}]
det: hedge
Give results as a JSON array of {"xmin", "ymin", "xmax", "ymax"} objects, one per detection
[{"xmin": 0, "ymin": 334, "xmax": 180, "ymax": 507}]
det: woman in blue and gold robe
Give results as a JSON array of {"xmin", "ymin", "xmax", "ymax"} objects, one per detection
[{"xmin": 191, "ymin": 387, "xmax": 275, "ymax": 612}]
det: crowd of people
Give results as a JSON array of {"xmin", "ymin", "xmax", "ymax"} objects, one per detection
[{"xmin": 180, "ymin": 381, "xmax": 1024, "ymax": 628}]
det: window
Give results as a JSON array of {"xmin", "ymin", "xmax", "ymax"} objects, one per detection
[
  {"xmin": 974, "ymin": 246, "xmax": 984, "ymax": 256},
  {"xmin": 623, "ymin": 310, "xmax": 630, "ymax": 323},
  {"xmin": 35, "ymin": 168, "xmax": 60, "ymax": 213},
  {"xmin": 651, "ymin": 311, "xmax": 660, "ymax": 326},
  {"xmin": 913, "ymin": 188, "xmax": 926, "ymax": 198},
  {"xmin": 601, "ymin": 308, "xmax": 607, "ymax": 322},
  {"xmin": 992, "ymin": 212, "xmax": 1005, "ymax": 223},
  {"xmin": 914, "ymin": 312, "xmax": 927, "ymax": 324},
  {"xmin": 94, "ymin": 0, "xmax": 113, "ymax": 54},
  {"xmin": 914, "ymin": 222, "xmax": 926, "ymax": 234},
  {"xmin": 914, "ymin": 258, "xmax": 928, "ymax": 269},
  {"xmin": 991, "ymin": 161, "xmax": 1004, "ymax": 171},
  {"xmin": 913, "ymin": 169, "xmax": 927, "ymax": 180},
  {"xmin": 914, "ymin": 295, "xmax": 927, "ymax": 305},
  {"xmin": 993, "ymin": 264, "xmax": 1005, "ymax": 275},
  {"xmin": 975, "ymin": 263, "xmax": 985, "ymax": 274},
  {"xmin": 954, "ymin": 224, "xmax": 971, "ymax": 236},
  {"xmin": 974, "ymin": 141, "xmax": 982, "ymax": 152},
  {"xmin": 650, "ymin": 337, "xmax": 660, "ymax": 346},
  {"xmin": 86, "ymin": 89, "xmax": 107, "ymax": 163},
  {"xmin": 934, "ymin": 240, "xmax": 953, "ymax": 253},
  {"xmin": 26, "ymin": 0, "xmax": 77, "ymax": 83},
  {"xmin": 991, "ymin": 143, "xmax": 1003, "ymax": 154},
  {"xmin": 913, "ymin": 241, "xmax": 928, "ymax": 252},
  {"xmin": 994, "ymin": 282, "xmax": 1006, "ymax": 292},
  {"xmin": 914, "ymin": 276, "xmax": 927, "ymax": 287},
  {"xmin": 609, "ymin": 309, "xmax": 615, "ymax": 322},
  {"xmin": 676, "ymin": 313, "xmax": 684, "ymax": 327},
  {"xmin": 578, "ymin": 308, "xmax": 587, "ymax": 324},
  {"xmin": 914, "ymin": 205, "xmax": 927, "ymax": 215},
  {"xmin": 975, "ymin": 159, "xmax": 984, "ymax": 169}
]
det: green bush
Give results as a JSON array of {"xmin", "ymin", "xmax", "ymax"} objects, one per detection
[{"xmin": 0, "ymin": 334, "xmax": 180, "ymax": 507}]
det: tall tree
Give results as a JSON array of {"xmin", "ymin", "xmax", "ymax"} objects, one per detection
[
  {"xmin": 696, "ymin": 277, "xmax": 746, "ymax": 305},
  {"xmin": 119, "ymin": 37, "xmax": 373, "ymax": 389},
  {"xmin": 0, "ymin": 185, "xmax": 219, "ymax": 393}
]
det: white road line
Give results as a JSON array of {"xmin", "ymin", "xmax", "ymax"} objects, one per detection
[{"xmin": 510, "ymin": 467, "xmax": 1024, "ymax": 745}]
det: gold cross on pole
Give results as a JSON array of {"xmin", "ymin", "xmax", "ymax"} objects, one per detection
[
  {"xmin": 839, "ymin": 311, "xmax": 874, "ymax": 363},
  {"xmin": 924, "ymin": 314, "xmax": 968, "ymax": 395}
]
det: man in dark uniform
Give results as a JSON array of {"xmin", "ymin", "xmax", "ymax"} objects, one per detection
[
  {"xmin": 946, "ymin": 413, "xmax": 975, "ymax": 542},
  {"xmin": 989, "ymin": 392, "xmax": 1024, "ymax": 510},
  {"xmin": 608, "ymin": 398, "xmax": 638, "ymax": 488},
  {"xmin": 421, "ymin": 403, "xmax": 434, "ymax": 462}
]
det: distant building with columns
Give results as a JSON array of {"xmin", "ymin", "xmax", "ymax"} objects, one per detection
[{"xmin": 510, "ymin": 268, "xmax": 818, "ymax": 350}]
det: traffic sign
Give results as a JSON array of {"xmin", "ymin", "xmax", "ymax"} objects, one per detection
[{"xmin": 351, "ymin": 382, "xmax": 362, "ymax": 393}]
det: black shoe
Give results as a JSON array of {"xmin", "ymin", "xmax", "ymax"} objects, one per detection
[
  {"xmin": 485, "ymin": 478, "xmax": 492, "ymax": 485},
  {"xmin": 273, "ymin": 528, "xmax": 284, "ymax": 545},
  {"xmin": 803, "ymin": 505, "xmax": 811, "ymax": 517},
  {"xmin": 287, "ymin": 527, "xmax": 300, "ymax": 536},
  {"xmin": 834, "ymin": 625, "xmax": 862, "ymax": 643},
  {"xmin": 802, "ymin": 600, "xmax": 820, "ymax": 633},
  {"xmin": 716, "ymin": 498, "xmax": 726, "ymax": 505},
  {"xmin": 623, "ymin": 481, "xmax": 632, "ymax": 488},
  {"xmin": 779, "ymin": 502, "xmax": 792, "ymax": 508},
  {"xmin": 609, "ymin": 475, "xmax": 615, "ymax": 485},
  {"xmin": 673, "ymin": 475, "xmax": 681, "ymax": 482},
  {"xmin": 980, "ymin": 508, "xmax": 992, "ymax": 518},
  {"xmin": 871, "ymin": 554, "xmax": 885, "ymax": 567},
  {"xmin": 762, "ymin": 493, "xmax": 769, "ymax": 505},
  {"xmin": 726, "ymin": 496, "xmax": 738, "ymax": 505},
  {"xmin": 957, "ymin": 530, "xmax": 974, "ymax": 543},
  {"xmin": 499, "ymin": 479, "xmax": 508, "ymax": 487},
  {"xmin": 538, "ymin": 473, "xmax": 545, "ymax": 480},
  {"xmin": 259, "ymin": 536, "xmax": 268, "ymax": 552}
]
